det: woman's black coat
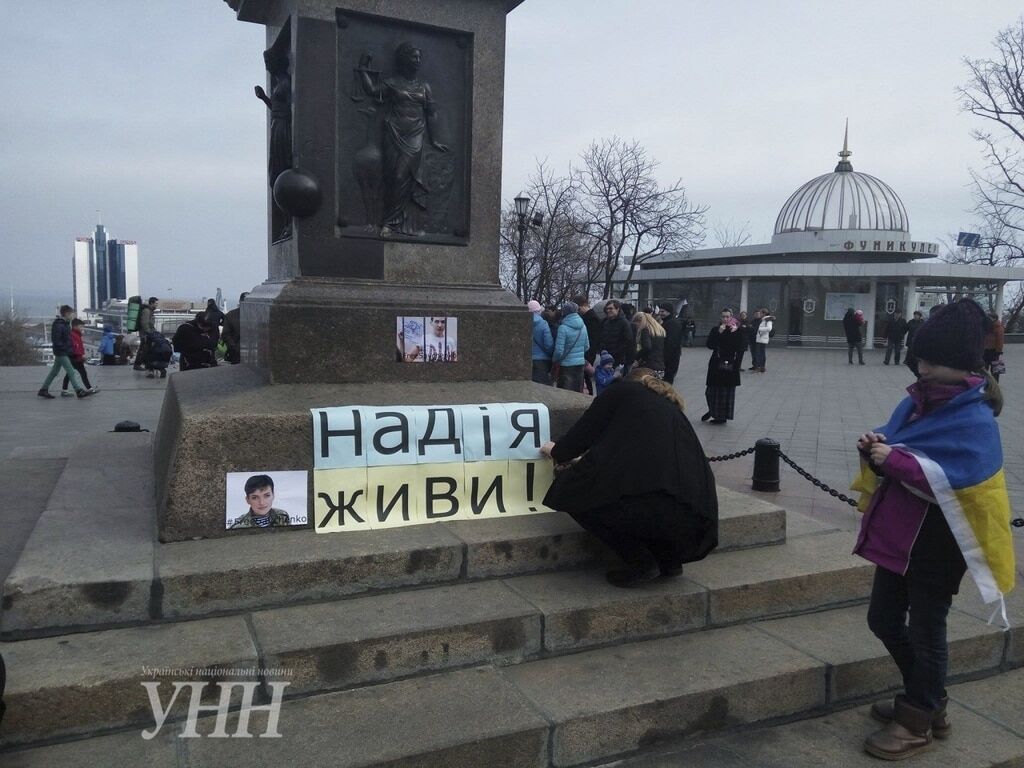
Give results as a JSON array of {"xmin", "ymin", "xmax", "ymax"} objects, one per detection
[
  {"xmin": 705, "ymin": 326, "xmax": 745, "ymax": 387},
  {"xmin": 842, "ymin": 310, "xmax": 863, "ymax": 345},
  {"xmin": 544, "ymin": 381, "xmax": 718, "ymax": 563}
]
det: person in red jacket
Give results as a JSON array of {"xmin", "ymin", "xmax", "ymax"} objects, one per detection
[{"xmin": 61, "ymin": 318, "xmax": 98, "ymax": 396}]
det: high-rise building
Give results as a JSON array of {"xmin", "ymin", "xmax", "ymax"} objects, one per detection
[{"xmin": 72, "ymin": 221, "xmax": 139, "ymax": 311}]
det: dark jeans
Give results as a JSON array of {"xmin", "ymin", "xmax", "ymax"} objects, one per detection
[
  {"xmin": 885, "ymin": 340, "xmax": 903, "ymax": 364},
  {"xmin": 531, "ymin": 359, "xmax": 552, "ymax": 385},
  {"xmin": 62, "ymin": 359, "xmax": 91, "ymax": 390},
  {"xmin": 557, "ymin": 364, "xmax": 583, "ymax": 392},
  {"xmin": 848, "ymin": 340, "xmax": 864, "ymax": 364},
  {"xmin": 134, "ymin": 335, "xmax": 150, "ymax": 369},
  {"xmin": 568, "ymin": 494, "xmax": 688, "ymax": 572},
  {"xmin": 752, "ymin": 343, "xmax": 767, "ymax": 369},
  {"xmin": 867, "ymin": 566, "xmax": 955, "ymax": 712}
]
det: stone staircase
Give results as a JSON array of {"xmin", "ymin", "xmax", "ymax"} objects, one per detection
[{"xmin": 1, "ymin": 434, "xmax": 1020, "ymax": 766}]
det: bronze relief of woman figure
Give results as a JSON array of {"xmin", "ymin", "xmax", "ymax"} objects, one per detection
[
  {"xmin": 354, "ymin": 42, "xmax": 449, "ymax": 237},
  {"xmin": 255, "ymin": 49, "xmax": 293, "ymax": 241}
]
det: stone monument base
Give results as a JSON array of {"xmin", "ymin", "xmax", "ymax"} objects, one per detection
[
  {"xmin": 241, "ymin": 278, "xmax": 532, "ymax": 384},
  {"xmin": 153, "ymin": 365, "xmax": 591, "ymax": 542}
]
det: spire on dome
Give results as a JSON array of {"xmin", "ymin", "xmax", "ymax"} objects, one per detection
[{"xmin": 835, "ymin": 119, "xmax": 853, "ymax": 172}]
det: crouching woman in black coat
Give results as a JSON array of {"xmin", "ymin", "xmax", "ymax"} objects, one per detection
[{"xmin": 540, "ymin": 369, "xmax": 719, "ymax": 587}]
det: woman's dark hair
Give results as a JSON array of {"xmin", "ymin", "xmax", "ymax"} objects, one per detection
[{"xmin": 244, "ymin": 474, "xmax": 275, "ymax": 495}]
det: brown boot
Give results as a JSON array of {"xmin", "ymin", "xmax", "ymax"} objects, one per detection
[
  {"xmin": 870, "ymin": 696, "xmax": 950, "ymax": 739},
  {"xmin": 864, "ymin": 695, "xmax": 933, "ymax": 760}
]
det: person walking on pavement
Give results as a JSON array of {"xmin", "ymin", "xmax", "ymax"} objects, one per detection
[
  {"xmin": 883, "ymin": 311, "xmax": 908, "ymax": 365},
  {"xmin": 133, "ymin": 297, "xmax": 158, "ymax": 371},
  {"xmin": 657, "ymin": 302, "xmax": 683, "ymax": 384},
  {"xmin": 844, "ymin": 307, "xmax": 866, "ymax": 365},
  {"xmin": 552, "ymin": 301, "xmax": 590, "ymax": 392},
  {"xmin": 37, "ymin": 305, "xmax": 92, "ymax": 399},
  {"xmin": 904, "ymin": 310, "xmax": 925, "ymax": 376},
  {"xmin": 600, "ymin": 300, "xmax": 635, "ymax": 374},
  {"xmin": 529, "ymin": 300, "xmax": 554, "ymax": 385},
  {"xmin": 61, "ymin": 318, "xmax": 98, "ymax": 396}
]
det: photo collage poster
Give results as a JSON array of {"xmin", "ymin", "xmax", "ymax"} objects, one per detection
[{"xmin": 397, "ymin": 316, "xmax": 458, "ymax": 363}]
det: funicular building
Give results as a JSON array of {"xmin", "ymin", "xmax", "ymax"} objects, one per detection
[{"xmin": 625, "ymin": 132, "xmax": 1024, "ymax": 346}]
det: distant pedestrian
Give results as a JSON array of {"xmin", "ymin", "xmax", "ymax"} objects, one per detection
[
  {"xmin": 883, "ymin": 311, "xmax": 908, "ymax": 365},
  {"xmin": 657, "ymin": 302, "xmax": 683, "ymax": 384},
  {"xmin": 600, "ymin": 300, "xmax": 635, "ymax": 373},
  {"xmin": 576, "ymin": 295, "xmax": 602, "ymax": 395},
  {"xmin": 529, "ymin": 300, "xmax": 554, "ymax": 385},
  {"xmin": 61, "ymin": 318, "xmax": 97, "ymax": 396},
  {"xmin": 684, "ymin": 317, "xmax": 696, "ymax": 347},
  {"xmin": 552, "ymin": 301, "xmax": 589, "ymax": 392},
  {"xmin": 205, "ymin": 298, "xmax": 225, "ymax": 344},
  {"xmin": 133, "ymin": 297, "xmax": 158, "ymax": 371},
  {"xmin": 736, "ymin": 311, "xmax": 750, "ymax": 371},
  {"xmin": 99, "ymin": 324, "xmax": 117, "ymax": 365},
  {"xmin": 904, "ymin": 310, "xmax": 925, "ymax": 375},
  {"xmin": 702, "ymin": 308, "xmax": 744, "ymax": 424},
  {"xmin": 221, "ymin": 292, "xmax": 247, "ymax": 364},
  {"xmin": 37, "ymin": 305, "xmax": 91, "ymax": 399},
  {"xmin": 632, "ymin": 310, "xmax": 666, "ymax": 379},
  {"xmin": 751, "ymin": 308, "xmax": 773, "ymax": 372},
  {"xmin": 843, "ymin": 307, "xmax": 865, "ymax": 365},
  {"xmin": 852, "ymin": 299, "xmax": 1012, "ymax": 760}
]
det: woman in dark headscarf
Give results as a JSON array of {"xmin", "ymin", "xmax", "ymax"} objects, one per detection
[{"xmin": 540, "ymin": 368, "xmax": 718, "ymax": 587}]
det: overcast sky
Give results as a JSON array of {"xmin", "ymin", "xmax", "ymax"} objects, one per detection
[{"xmin": 2, "ymin": 1, "xmax": 1021, "ymax": 310}]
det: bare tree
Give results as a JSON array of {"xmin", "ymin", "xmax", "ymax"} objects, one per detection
[
  {"xmin": 499, "ymin": 161, "xmax": 601, "ymax": 305},
  {"xmin": 571, "ymin": 137, "xmax": 706, "ymax": 298},
  {"xmin": 710, "ymin": 219, "xmax": 752, "ymax": 248},
  {"xmin": 957, "ymin": 17, "xmax": 1024, "ymax": 330}
]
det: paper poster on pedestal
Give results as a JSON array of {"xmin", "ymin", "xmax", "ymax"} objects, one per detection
[{"xmin": 225, "ymin": 471, "xmax": 308, "ymax": 530}]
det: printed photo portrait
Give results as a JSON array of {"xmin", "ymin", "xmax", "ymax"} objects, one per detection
[
  {"xmin": 397, "ymin": 316, "xmax": 426, "ymax": 363},
  {"xmin": 225, "ymin": 471, "xmax": 308, "ymax": 530},
  {"xmin": 424, "ymin": 316, "xmax": 457, "ymax": 362}
]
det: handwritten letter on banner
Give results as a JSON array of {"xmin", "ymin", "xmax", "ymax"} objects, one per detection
[{"xmin": 310, "ymin": 403, "xmax": 555, "ymax": 534}]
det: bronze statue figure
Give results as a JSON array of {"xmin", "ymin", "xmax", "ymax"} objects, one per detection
[
  {"xmin": 352, "ymin": 42, "xmax": 449, "ymax": 237},
  {"xmin": 255, "ymin": 47, "xmax": 293, "ymax": 241}
]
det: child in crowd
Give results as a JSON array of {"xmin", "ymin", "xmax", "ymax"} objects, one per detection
[
  {"xmin": 594, "ymin": 350, "xmax": 618, "ymax": 395},
  {"xmin": 61, "ymin": 318, "xmax": 98, "ymax": 396},
  {"xmin": 851, "ymin": 299, "xmax": 1014, "ymax": 760}
]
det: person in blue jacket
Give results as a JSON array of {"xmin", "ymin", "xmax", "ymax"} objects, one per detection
[
  {"xmin": 99, "ymin": 324, "xmax": 118, "ymax": 365},
  {"xmin": 529, "ymin": 300, "xmax": 554, "ymax": 385},
  {"xmin": 553, "ymin": 301, "xmax": 590, "ymax": 392}
]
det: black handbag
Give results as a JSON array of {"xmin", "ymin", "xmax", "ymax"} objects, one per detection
[{"xmin": 716, "ymin": 359, "xmax": 735, "ymax": 372}]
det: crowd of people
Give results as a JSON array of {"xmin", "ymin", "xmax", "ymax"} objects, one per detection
[
  {"xmin": 35, "ymin": 293, "xmax": 248, "ymax": 399},
  {"xmin": 539, "ymin": 297, "xmax": 1012, "ymax": 761}
]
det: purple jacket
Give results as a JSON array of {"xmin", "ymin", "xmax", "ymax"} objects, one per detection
[{"xmin": 852, "ymin": 377, "xmax": 981, "ymax": 575}]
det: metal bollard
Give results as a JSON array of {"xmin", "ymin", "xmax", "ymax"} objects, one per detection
[{"xmin": 751, "ymin": 438, "xmax": 780, "ymax": 492}]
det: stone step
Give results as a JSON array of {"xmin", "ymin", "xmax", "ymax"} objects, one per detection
[
  {"xmin": 1, "ymin": 443, "xmax": 784, "ymax": 635},
  {"xmin": 1, "ymin": 598, "xmax": 1013, "ymax": 763},
  {"xmin": 599, "ymin": 668, "xmax": 1024, "ymax": 767},
  {"xmin": 1, "ymin": 536, "xmax": 1013, "ymax": 750}
]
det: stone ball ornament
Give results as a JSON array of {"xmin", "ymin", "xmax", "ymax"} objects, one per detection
[{"xmin": 273, "ymin": 169, "xmax": 322, "ymax": 218}]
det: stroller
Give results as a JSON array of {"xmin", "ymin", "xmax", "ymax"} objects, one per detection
[{"xmin": 145, "ymin": 331, "xmax": 173, "ymax": 378}]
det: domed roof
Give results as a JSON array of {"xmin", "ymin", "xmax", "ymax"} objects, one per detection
[{"xmin": 774, "ymin": 130, "xmax": 909, "ymax": 235}]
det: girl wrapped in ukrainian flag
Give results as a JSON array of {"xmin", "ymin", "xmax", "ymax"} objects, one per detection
[{"xmin": 850, "ymin": 299, "xmax": 1014, "ymax": 761}]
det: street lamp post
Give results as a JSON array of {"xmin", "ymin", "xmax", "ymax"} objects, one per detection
[{"xmin": 514, "ymin": 193, "xmax": 530, "ymax": 300}]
